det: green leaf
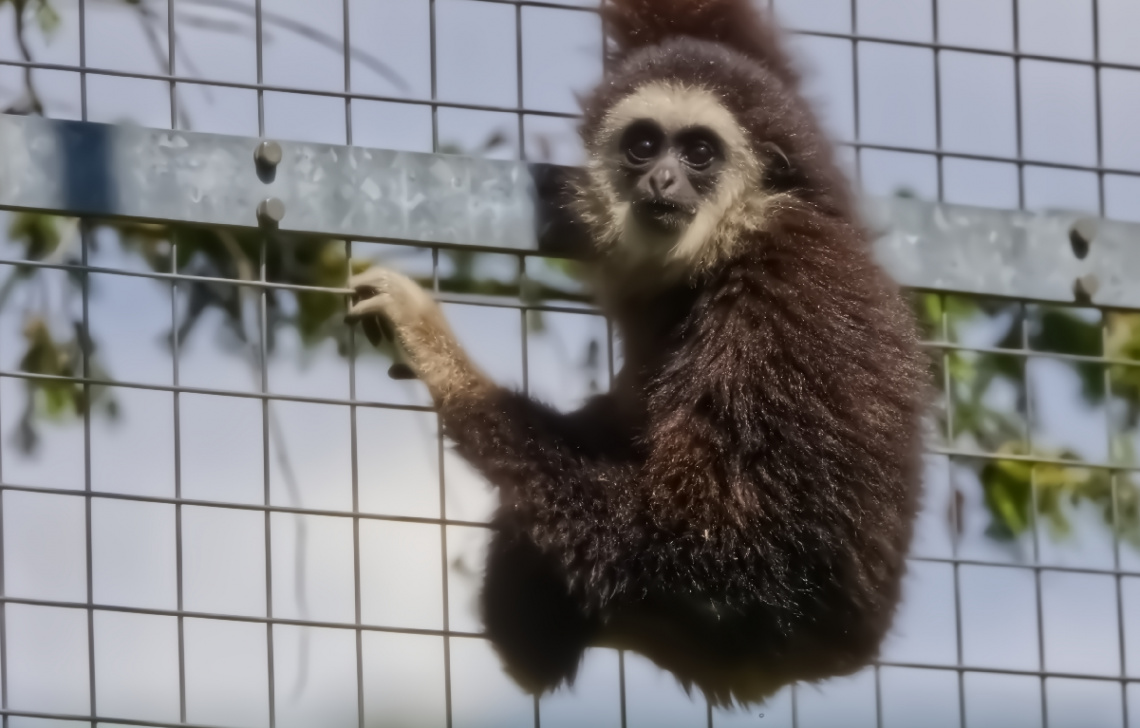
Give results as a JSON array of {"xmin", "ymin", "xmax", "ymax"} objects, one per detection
[
  {"xmin": 981, "ymin": 456, "xmax": 1033, "ymax": 539},
  {"xmin": 8, "ymin": 213, "xmax": 63, "ymax": 264},
  {"xmin": 34, "ymin": 0, "xmax": 60, "ymax": 35}
]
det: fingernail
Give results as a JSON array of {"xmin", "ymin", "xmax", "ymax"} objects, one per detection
[{"xmin": 388, "ymin": 363, "xmax": 417, "ymax": 380}]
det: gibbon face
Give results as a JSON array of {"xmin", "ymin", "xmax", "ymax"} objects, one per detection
[
  {"xmin": 576, "ymin": 38, "xmax": 850, "ymax": 283},
  {"xmin": 616, "ymin": 119, "xmax": 726, "ymax": 233},
  {"xmin": 580, "ymin": 81, "xmax": 772, "ymax": 277}
]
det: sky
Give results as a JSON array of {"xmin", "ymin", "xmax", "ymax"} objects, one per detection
[{"xmin": 0, "ymin": 0, "xmax": 1139, "ymax": 727}]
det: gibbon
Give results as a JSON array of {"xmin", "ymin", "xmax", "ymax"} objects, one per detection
[{"xmin": 347, "ymin": 0, "xmax": 927, "ymax": 706}]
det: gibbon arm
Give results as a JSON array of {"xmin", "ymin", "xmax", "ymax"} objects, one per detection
[{"xmin": 347, "ymin": 267, "xmax": 642, "ymax": 599}]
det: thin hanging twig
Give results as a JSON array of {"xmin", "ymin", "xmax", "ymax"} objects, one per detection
[{"xmin": 8, "ymin": 0, "xmax": 45, "ymax": 114}]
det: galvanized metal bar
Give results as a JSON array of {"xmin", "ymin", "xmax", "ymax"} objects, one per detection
[
  {"xmin": 2, "ymin": 115, "xmax": 1140, "ymax": 309},
  {"xmin": 0, "ymin": 114, "xmax": 547, "ymax": 250},
  {"xmin": 866, "ymin": 198, "xmax": 1137, "ymax": 310}
]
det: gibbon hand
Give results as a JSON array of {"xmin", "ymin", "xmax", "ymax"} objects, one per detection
[{"xmin": 345, "ymin": 266, "xmax": 492, "ymax": 401}]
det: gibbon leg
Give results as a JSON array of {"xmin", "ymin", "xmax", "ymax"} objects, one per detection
[{"xmin": 481, "ymin": 524, "xmax": 599, "ymax": 693}]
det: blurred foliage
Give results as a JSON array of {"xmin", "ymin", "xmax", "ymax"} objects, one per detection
[
  {"xmin": 915, "ymin": 292, "xmax": 1140, "ymax": 551},
  {"xmin": 3, "ymin": 211, "xmax": 593, "ymax": 438}
]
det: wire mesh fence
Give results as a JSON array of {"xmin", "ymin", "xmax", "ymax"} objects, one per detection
[{"xmin": 0, "ymin": 1, "xmax": 1139, "ymax": 727}]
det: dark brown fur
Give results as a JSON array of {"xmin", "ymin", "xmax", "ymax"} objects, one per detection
[{"xmin": 437, "ymin": 0, "xmax": 927, "ymax": 705}]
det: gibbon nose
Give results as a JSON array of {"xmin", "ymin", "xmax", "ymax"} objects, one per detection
[{"xmin": 649, "ymin": 165, "xmax": 677, "ymax": 197}]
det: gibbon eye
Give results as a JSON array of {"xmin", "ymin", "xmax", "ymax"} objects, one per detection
[
  {"xmin": 683, "ymin": 139, "xmax": 717, "ymax": 169},
  {"xmin": 621, "ymin": 122, "xmax": 663, "ymax": 164},
  {"xmin": 676, "ymin": 129, "xmax": 721, "ymax": 170}
]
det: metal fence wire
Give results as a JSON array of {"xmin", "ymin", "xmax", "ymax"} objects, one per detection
[{"xmin": 0, "ymin": 0, "xmax": 1139, "ymax": 727}]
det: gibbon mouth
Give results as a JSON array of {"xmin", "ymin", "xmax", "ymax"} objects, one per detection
[{"xmin": 632, "ymin": 199, "xmax": 695, "ymax": 230}]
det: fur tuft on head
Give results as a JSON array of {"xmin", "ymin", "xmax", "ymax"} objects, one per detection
[{"xmin": 602, "ymin": 0, "xmax": 799, "ymax": 87}]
